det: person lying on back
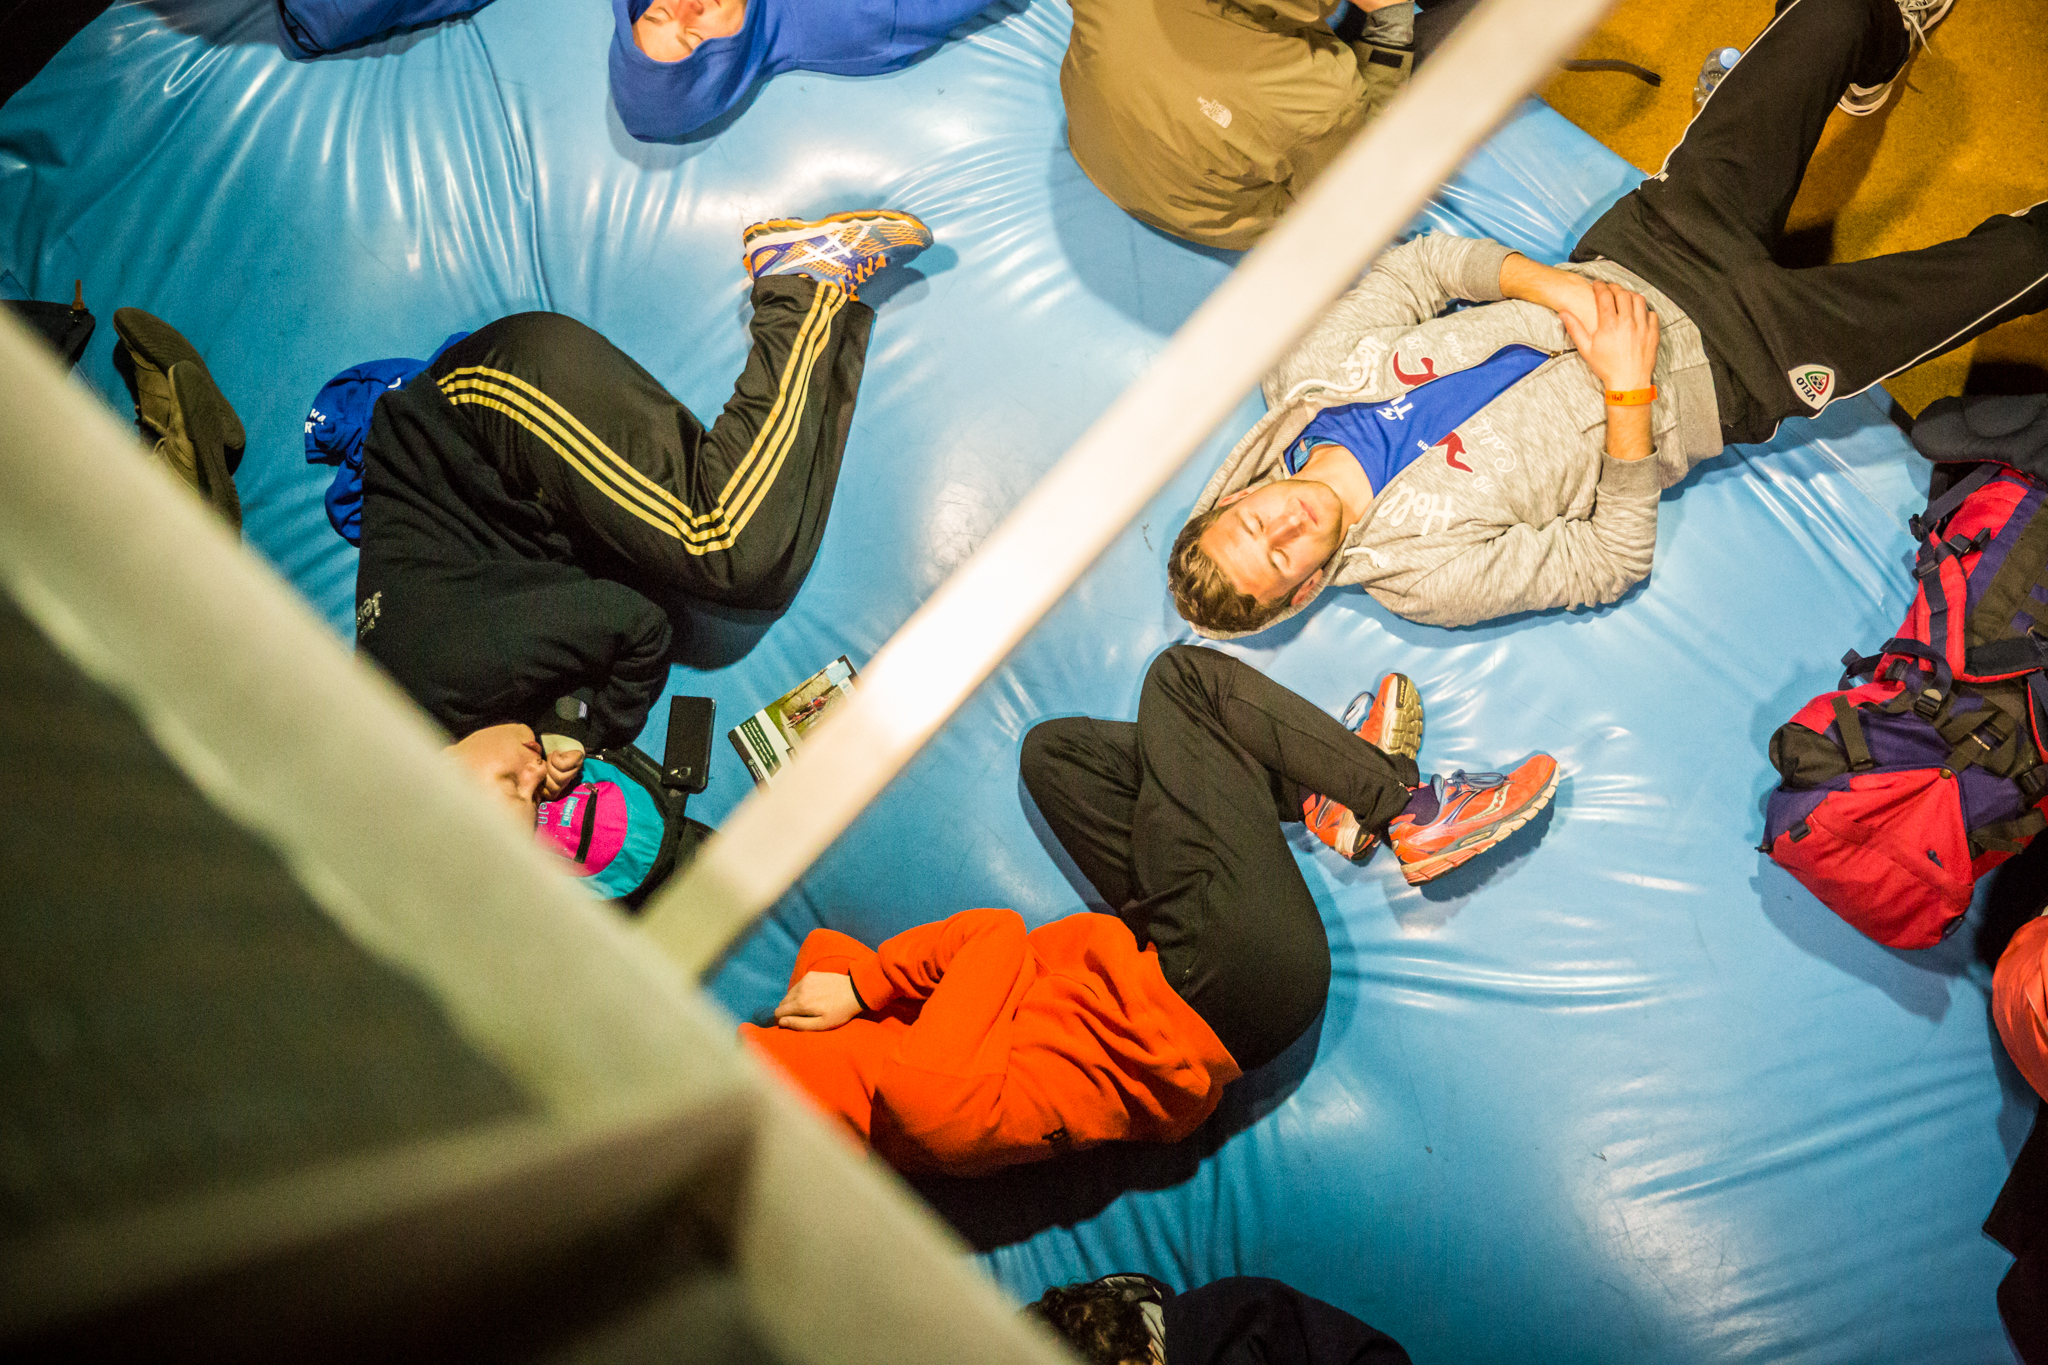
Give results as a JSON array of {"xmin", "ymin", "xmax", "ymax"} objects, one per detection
[
  {"xmin": 612, "ymin": 0, "xmax": 1000, "ymax": 140},
  {"xmin": 1168, "ymin": 0, "xmax": 2046, "ymax": 638}
]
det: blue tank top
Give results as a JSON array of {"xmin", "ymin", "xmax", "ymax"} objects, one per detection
[{"xmin": 1285, "ymin": 344, "xmax": 1549, "ymax": 490}]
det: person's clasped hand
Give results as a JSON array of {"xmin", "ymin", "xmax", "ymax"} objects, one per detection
[
  {"xmin": 1559, "ymin": 279, "xmax": 1661, "ymax": 393},
  {"xmin": 540, "ymin": 744, "xmax": 584, "ymax": 801},
  {"xmin": 774, "ymin": 971, "xmax": 863, "ymax": 1031}
]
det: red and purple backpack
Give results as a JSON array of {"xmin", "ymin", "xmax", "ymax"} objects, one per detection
[{"xmin": 1763, "ymin": 396, "xmax": 2048, "ymax": 948}]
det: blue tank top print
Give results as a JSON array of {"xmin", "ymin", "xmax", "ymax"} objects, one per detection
[{"xmin": 1285, "ymin": 344, "xmax": 1549, "ymax": 491}]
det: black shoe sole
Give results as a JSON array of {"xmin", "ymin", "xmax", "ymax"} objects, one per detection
[
  {"xmin": 113, "ymin": 307, "xmax": 247, "ymax": 456},
  {"xmin": 170, "ymin": 362, "xmax": 243, "ymax": 531}
]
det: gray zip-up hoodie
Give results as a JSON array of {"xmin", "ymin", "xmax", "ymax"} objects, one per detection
[{"xmin": 1183, "ymin": 232, "xmax": 1725, "ymax": 633}]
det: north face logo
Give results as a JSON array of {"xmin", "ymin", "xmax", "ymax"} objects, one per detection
[
  {"xmin": 1788, "ymin": 364, "xmax": 1836, "ymax": 410},
  {"xmin": 1197, "ymin": 96, "xmax": 1232, "ymax": 129}
]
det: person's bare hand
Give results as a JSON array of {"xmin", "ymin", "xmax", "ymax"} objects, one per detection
[
  {"xmin": 540, "ymin": 745, "xmax": 584, "ymax": 802},
  {"xmin": 1559, "ymin": 280, "xmax": 1660, "ymax": 392},
  {"xmin": 774, "ymin": 971, "xmax": 862, "ymax": 1031}
]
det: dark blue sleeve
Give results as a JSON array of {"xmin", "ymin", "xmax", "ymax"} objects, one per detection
[
  {"xmin": 1162, "ymin": 1278, "xmax": 1412, "ymax": 1365},
  {"xmin": 277, "ymin": 0, "xmax": 500, "ymax": 57},
  {"xmin": 889, "ymin": 0, "xmax": 1001, "ymax": 43}
]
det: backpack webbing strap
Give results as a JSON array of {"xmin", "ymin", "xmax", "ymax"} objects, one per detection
[
  {"xmin": 1944, "ymin": 710, "xmax": 2015, "ymax": 777},
  {"xmin": 1831, "ymin": 695, "xmax": 1875, "ymax": 771},
  {"xmin": 575, "ymin": 785, "xmax": 599, "ymax": 862},
  {"xmin": 1917, "ymin": 548, "xmax": 1976, "ymax": 672},
  {"xmin": 1971, "ymin": 808, "xmax": 2048, "ymax": 858},
  {"xmin": 1916, "ymin": 529, "xmax": 1992, "ymax": 580},
  {"xmin": 1839, "ymin": 648, "xmax": 1885, "ymax": 689},
  {"xmin": 1910, "ymin": 463, "xmax": 1999, "ymax": 542}
]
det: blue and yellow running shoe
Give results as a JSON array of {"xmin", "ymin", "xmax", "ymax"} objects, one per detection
[{"xmin": 742, "ymin": 210, "xmax": 933, "ymax": 300}]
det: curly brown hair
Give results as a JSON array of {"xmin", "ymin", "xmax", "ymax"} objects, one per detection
[
  {"xmin": 1025, "ymin": 1280, "xmax": 1154, "ymax": 1365},
  {"xmin": 1167, "ymin": 505, "xmax": 1290, "ymax": 636}
]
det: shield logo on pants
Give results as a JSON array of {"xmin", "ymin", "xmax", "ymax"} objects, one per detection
[{"xmin": 1789, "ymin": 364, "xmax": 1836, "ymax": 410}]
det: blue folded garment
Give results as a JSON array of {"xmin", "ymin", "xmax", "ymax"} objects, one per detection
[
  {"xmin": 305, "ymin": 333, "xmax": 468, "ymax": 545},
  {"xmin": 276, "ymin": 0, "xmax": 499, "ymax": 57}
]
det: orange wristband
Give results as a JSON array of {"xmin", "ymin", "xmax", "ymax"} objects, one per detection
[{"xmin": 1604, "ymin": 386, "xmax": 1657, "ymax": 406}]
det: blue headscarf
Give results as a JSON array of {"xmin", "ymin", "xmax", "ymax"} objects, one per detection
[{"xmin": 609, "ymin": 0, "xmax": 997, "ymax": 141}]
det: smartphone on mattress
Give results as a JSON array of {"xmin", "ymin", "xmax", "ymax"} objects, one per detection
[{"xmin": 663, "ymin": 695, "xmax": 716, "ymax": 796}]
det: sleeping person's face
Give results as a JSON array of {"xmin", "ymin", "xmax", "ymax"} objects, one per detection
[
  {"xmin": 632, "ymin": 0, "xmax": 748, "ymax": 62},
  {"xmin": 447, "ymin": 722, "xmax": 548, "ymax": 829}
]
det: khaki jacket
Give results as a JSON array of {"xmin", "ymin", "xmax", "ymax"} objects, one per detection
[{"xmin": 1061, "ymin": 0, "xmax": 1408, "ymax": 250}]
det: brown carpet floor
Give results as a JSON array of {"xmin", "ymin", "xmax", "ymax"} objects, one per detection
[{"xmin": 1541, "ymin": 0, "xmax": 2048, "ymax": 417}]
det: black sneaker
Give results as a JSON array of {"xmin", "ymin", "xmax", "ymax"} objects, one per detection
[{"xmin": 1839, "ymin": 0, "xmax": 1953, "ymax": 115}]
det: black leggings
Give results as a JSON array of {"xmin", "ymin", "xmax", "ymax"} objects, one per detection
[
  {"xmin": 1020, "ymin": 646, "xmax": 1419, "ymax": 1071},
  {"xmin": 427, "ymin": 275, "xmax": 874, "ymax": 609},
  {"xmin": 1572, "ymin": 0, "xmax": 2048, "ymax": 444}
]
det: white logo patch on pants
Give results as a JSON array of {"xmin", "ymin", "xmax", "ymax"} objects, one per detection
[{"xmin": 1788, "ymin": 363, "xmax": 1837, "ymax": 410}]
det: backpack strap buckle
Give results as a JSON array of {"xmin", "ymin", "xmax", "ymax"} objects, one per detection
[
  {"xmin": 1913, "ymin": 528, "xmax": 1992, "ymax": 578},
  {"xmin": 1943, "ymin": 711, "xmax": 2015, "ymax": 776}
]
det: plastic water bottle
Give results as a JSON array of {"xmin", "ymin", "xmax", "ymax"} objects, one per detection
[{"xmin": 1694, "ymin": 47, "xmax": 1741, "ymax": 113}]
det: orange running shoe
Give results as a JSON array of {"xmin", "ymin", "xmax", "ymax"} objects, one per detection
[
  {"xmin": 1388, "ymin": 754, "xmax": 1559, "ymax": 885},
  {"xmin": 1303, "ymin": 673, "xmax": 1423, "ymax": 862}
]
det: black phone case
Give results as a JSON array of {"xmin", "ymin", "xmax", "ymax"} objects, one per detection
[{"xmin": 662, "ymin": 695, "xmax": 716, "ymax": 795}]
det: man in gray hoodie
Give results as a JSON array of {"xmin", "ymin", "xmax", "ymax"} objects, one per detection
[{"xmin": 1170, "ymin": 0, "xmax": 2047, "ymax": 636}]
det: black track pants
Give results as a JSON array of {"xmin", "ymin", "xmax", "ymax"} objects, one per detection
[
  {"xmin": 1020, "ymin": 646, "xmax": 1419, "ymax": 1071},
  {"xmin": 1572, "ymin": 0, "xmax": 2048, "ymax": 445},
  {"xmin": 427, "ymin": 275, "xmax": 874, "ymax": 609}
]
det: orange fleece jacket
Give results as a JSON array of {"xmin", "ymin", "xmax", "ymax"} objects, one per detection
[
  {"xmin": 1996, "ymin": 914, "xmax": 2048, "ymax": 1103},
  {"xmin": 740, "ymin": 908, "xmax": 1241, "ymax": 1176}
]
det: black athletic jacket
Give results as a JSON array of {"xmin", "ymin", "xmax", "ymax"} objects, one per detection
[{"xmin": 353, "ymin": 371, "xmax": 670, "ymax": 749}]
